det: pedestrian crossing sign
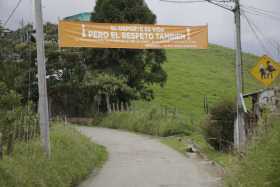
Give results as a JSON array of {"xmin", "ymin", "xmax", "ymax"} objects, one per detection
[{"xmin": 250, "ymin": 55, "xmax": 280, "ymax": 87}]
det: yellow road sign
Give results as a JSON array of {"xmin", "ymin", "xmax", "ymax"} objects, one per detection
[{"xmin": 250, "ymin": 55, "xmax": 280, "ymax": 86}]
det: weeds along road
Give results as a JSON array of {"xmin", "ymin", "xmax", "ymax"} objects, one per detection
[{"xmin": 78, "ymin": 127, "xmax": 221, "ymax": 187}]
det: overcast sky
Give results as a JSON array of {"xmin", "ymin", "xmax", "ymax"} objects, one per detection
[{"xmin": 0, "ymin": 0, "xmax": 279, "ymax": 60}]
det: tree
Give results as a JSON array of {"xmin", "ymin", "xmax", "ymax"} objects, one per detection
[
  {"xmin": 85, "ymin": 0, "xmax": 167, "ymax": 102},
  {"xmin": 84, "ymin": 72, "xmax": 135, "ymax": 112}
]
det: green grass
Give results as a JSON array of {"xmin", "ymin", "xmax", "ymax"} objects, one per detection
[
  {"xmin": 0, "ymin": 124, "xmax": 107, "ymax": 187},
  {"xmin": 150, "ymin": 44, "xmax": 263, "ymax": 122},
  {"xmin": 97, "ymin": 104, "xmax": 193, "ymax": 137},
  {"xmin": 225, "ymin": 118, "xmax": 280, "ymax": 187}
]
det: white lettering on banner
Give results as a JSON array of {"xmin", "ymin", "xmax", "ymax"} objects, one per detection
[{"xmin": 59, "ymin": 21, "xmax": 208, "ymax": 49}]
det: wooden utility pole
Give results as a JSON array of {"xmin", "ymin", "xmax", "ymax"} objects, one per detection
[
  {"xmin": 233, "ymin": 0, "xmax": 246, "ymax": 152},
  {"xmin": 33, "ymin": 0, "xmax": 51, "ymax": 158}
]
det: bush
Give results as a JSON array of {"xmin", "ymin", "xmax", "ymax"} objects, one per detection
[
  {"xmin": 0, "ymin": 124, "xmax": 107, "ymax": 187},
  {"xmin": 96, "ymin": 105, "xmax": 193, "ymax": 137},
  {"xmin": 204, "ymin": 99, "xmax": 235, "ymax": 152}
]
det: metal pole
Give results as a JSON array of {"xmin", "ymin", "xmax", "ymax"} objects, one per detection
[
  {"xmin": 234, "ymin": 0, "xmax": 246, "ymax": 152},
  {"xmin": 33, "ymin": 0, "xmax": 51, "ymax": 157}
]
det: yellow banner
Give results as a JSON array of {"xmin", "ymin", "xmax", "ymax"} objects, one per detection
[{"xmin": 58, "ymin": 21, "xmax": 208, "ymax": 49}]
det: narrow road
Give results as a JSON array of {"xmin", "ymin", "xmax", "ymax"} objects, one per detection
[{"xmin": 78, "ymin": 127, "xmax": 221, "ymax": 187}]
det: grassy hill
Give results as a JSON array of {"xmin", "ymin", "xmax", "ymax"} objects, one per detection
[{"xmin": 150, "ymin": 44, "xmax": 264, "ymax": 123}]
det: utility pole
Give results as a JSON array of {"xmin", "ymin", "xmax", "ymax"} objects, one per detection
[
  {"xmin": 233, "ymin": 0, "xmax": 246, "ymax": 152},
  {"xmin": 33, "ymin": 0, "xmax": 51, "ymax": 158}
]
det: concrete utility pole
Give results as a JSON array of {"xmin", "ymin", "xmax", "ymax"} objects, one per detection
[
  {"xmin": 33, "ymin": 0, "xmax": 51, "ymax": 157},
  {"xmin": 233, "ymin": 0, "xmax": 246, "ymax": 152}
]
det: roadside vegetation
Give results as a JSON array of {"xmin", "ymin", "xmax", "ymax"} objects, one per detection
[
  {"xmin": 225, "ymin": 117, "xmax": 280, "ymax": 187},
  {"xmin": 0, "ymin": 124, "xmax": 107, "ymax": 187},
  {"xmin": 97, "ymin": 103, "xmax": 193, "ymax": 137}
]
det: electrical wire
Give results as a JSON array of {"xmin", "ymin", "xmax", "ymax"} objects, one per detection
[
  {"xmin": 241, "ymin": 4, "xmax": 280, "ymax": 17},
  {"xmin": 3, "ymin": 0, "xmax": 23, "ymax": 27},
  {"xmin": 159, "ymin": 0, "xmax": 234, "ymax": 12},
  {"xmin": 242, "ymin": 9, "xmax": 280, "ymax": 49},
  {"xmin": 241, "ymin": 10, "xmax": 278, "ymax": 58},
  {"xmin": 160, "ymin": 0, "xmax": 205, "ymax": 3},
  {"xmin": 240, "ymin": 5, "xmax": 280, "ymax": 22}
]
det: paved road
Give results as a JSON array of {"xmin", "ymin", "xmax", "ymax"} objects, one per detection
[{"xmin": 78, "ymin": 127, "xmax": 222, "ymax": 187}]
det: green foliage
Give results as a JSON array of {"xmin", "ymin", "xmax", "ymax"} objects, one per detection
[
  {"xmin": 97, "ymin": 104, "xmax": 192, "ymax": 137},
  {"xmin": 225, "ymin": 118, "xmax": 280, "ymax": 187},
  {"xmin": 0, "ymin": 124, "xmax": 107, "ymax": 187},
  {"xmin": 203, "ymin": 99, "xmax": 235, "ymax": 151},
  {"xmin": 84, "ymin": 72, "xmax": 134, "ymax": 97},
  {"xmin": 93, "ymin": 0, "xmax": 156, "ymax": 23},
  {"xmin": 85, "ymin": 0, "xmax": 167, "ymax": 101}
]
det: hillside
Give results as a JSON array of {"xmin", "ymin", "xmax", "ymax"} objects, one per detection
[
  {"xmin": 96, "ymin": 44, "xmax": 270, "ymax": 167},
  {"xmin": 151, "ymin": 44, "xmax": 264, "ymax": 123}
]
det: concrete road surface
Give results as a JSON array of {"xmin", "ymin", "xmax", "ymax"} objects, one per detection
[{"xmin": 78, "ymin": 127, "xmax": 222, "ymax": 187}]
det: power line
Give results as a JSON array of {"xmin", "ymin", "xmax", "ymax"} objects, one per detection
[
  {"xmin": 159, "ymin": 0, "xmax": 232, "ymax": 3},
  {"xmin": 241, "ymin": 11, "xmax": 276, "ymax": 58},
  {"xmin": 243, "ymin": 9, "xmax": 280, "ymax": 51},
  {"xmin": 205, "ymin": 0, "xmax": 234, "ymax": 11},
  {"xmin": 160, "ymin": 0, "xmax": 205, "ymax": 3},
  {"xmin": 4, "ymin": 0, "xmax": 23, "ymax": 27},
  {"xmin": 159, "ymin": 0, "xmax": 234, "ymax": 12},
  {"xmin": 241, "ymin": 4, "xmax": 280, "ymax": 17},
  {"xmin": 240, "ymin": 6, "xmax": 280, "ymax": 22}
]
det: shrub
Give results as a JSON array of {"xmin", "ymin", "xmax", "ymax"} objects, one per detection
[{"xmin": 204, "ymin": 99, "xmax": 235, "ymax": 152}]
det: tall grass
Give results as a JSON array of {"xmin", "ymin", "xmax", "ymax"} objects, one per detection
[
  {"xmin": 225, "ymin": 117, "xmax": 280, "ymax": 187},
  {"xmin": 96, "ymin": 104, "xmax": 193, "ymax": 137},
  {"xmin": 0, "ymin": 124, "xmax": 107, "ymax": 187}
]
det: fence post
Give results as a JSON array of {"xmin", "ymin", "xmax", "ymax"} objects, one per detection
[
  {"xmin": 121, "ymin": 102, "xmax": 124, "ymax": 112},
  {"xmin": 112, "ymin": 103, "xmax": 116, "ymax": 113},
  {"xmin": 125, "ymin": 102, "xmax": 129, "ymax": 112},
  {"xmin": 117, "ymin": 102, "xmax": 120, "ymax": 112},
  {"xmin": 0, "ymin": 133, "xmax": 2, "ymax": 160}
]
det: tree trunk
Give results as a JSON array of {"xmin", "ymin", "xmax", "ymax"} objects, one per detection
[{"xmin": 106, "ymin": 94, "xmax": 111, "ymax": 113}]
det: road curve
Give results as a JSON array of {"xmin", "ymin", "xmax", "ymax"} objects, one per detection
[{"xmin": 78, "ymin": 127, "xmax": 221, "ymax": 187}]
